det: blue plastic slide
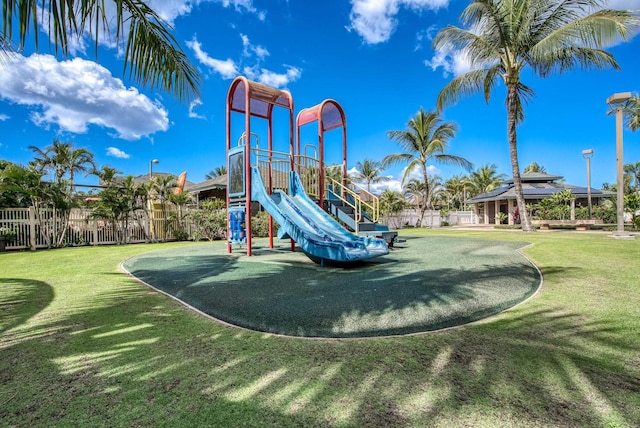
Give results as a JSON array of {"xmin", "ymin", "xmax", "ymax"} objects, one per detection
[{"xmin": 250, "ymin": 167, "xmax": 389, "ymax": 263}]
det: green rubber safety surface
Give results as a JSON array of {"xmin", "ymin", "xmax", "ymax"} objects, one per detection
[{"xmin": 122, "ymin": 236, "xmax": 541, "ymax": 338}]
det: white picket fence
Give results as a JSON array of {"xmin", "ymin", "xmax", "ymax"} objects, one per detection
[
  {"xmin": 380, "ymin": 209, "xmax": 479, "ymax": 229},
  {"xmin": 0, "ymin": 207, "xmax": 186, "ymax": 250}
]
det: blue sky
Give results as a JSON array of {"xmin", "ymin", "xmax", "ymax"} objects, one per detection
[{"xmin": 1, "ymin": 0, "xmax": 639, "ymax": 193}]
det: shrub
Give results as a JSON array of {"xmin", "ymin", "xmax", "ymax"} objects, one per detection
[
  {"xmin": 0, "ymin": 226, "xmax": 17, "ymax": 243},
  {"xmin": 251, "ymin": 210, "xmax": 279, "ymax": 237},
  {"xmin": 184, "ymin": 199, "xmax": 226, "ymax": 241}
]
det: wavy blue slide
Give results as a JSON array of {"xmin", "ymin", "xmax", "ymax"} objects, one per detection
[{"xmin": 250, "ymin": 167, "xmax": 389, "ymax": 263}]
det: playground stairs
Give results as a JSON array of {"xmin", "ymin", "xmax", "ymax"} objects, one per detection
[{"xmin": 324, "ymin": 187, "xmax": 398, "ymax": 246}]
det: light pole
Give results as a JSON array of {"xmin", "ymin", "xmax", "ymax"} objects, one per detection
[
  {"xmin": 606, "ymin": 92, "xmax": 633, "ymax": 239},
  {"xmin": 149, "ymin": 159, "xmax": 159, "ymax": 180},
  {"xmin": 582, "ymin": 149, "xmax": 594, "ymax": 219}
]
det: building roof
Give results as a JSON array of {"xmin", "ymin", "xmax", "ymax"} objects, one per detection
[
  {"xmin": 468, "ymin": 173, "xmax": 615, "ymax": 203},
  {"xmin": 186, "ymin": 174, "xmax": 227, "ymax": 193},
  {"xmin": 502, "ymin": 172, "xmax": 563, "ymax": 184}
]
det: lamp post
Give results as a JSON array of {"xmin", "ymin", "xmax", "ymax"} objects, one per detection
[
  {"xmin": 582, "ymin": 149, "xmax": 594, "ymax": 219},
  {"xmin": 149, "ymin": 159, "xmax": 159, "ymax": 180},
  {"xmin": 606, "ymin": 92, "xmax": 633, "ymax": 238}
]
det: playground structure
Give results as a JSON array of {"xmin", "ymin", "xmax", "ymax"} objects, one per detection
[{"xmin": 225, "ymin": 76, "xmax": 395, "ymax": 264}]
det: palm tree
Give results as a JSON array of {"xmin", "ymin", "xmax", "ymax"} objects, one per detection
[
  {"xmin": 624, "ymin": 161, "xmax": 640, "ymax": 194},
  {"xmin": 383, "ymin": 107, "xmax": 472, "ymax": 221},
  {"xmin": 403, "ymin": 178, "xmax": 426, "ymax": 209},
  {"xmin": 29, "ymin": 140, "xmax": 96, "ymax": 188},
  {"xmin": 469, "ymin": 164, "xmax": 506, "ymax": 195},
  {"xmin": 623, "ymin": 95, "xmax": 640, "ymax": 132},
  {"xmin": 444, "ymin": 174, "xmax": 473, "ymax": 210},
  {"xmin": 434, "ymin": 0, "xmax": 636, "ymax": 231},
  {"xmin": 205, "ymin": 166, "xmax": 227, "ymax": 180},
  {"xmin": 1, "ymin": 0, "xmax": 200, "ymax": 102},
  {"xmin": 96, "ymin": 166, "xmax": 122, "ymax": 187},
  {"xmin": 379, "ymin": 190, "xmax": 407, "ymax": 216},
  {"xmin": 523, "ymin": 162, "xmax": 547, "ymax": 174},
  {"xmin": 352, "ymin": 159, "xmax": 388, "ymax": 192}
]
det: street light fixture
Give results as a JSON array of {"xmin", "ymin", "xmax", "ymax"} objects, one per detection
[
  {"xmin": 582, "ymin": 149, "xmax": 594, "ymax": 219},
  {"xmin": 606, "ymin": 92, "xmax": 633, "ymax": 239},
  {"xmin": 149, "ymin": 158, "xmax": 159, "ymax": 180}
]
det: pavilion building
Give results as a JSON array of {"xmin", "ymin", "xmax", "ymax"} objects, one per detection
[{"xmin": 467, "ymin": 172, "xmax": 614, "ymax": 225}]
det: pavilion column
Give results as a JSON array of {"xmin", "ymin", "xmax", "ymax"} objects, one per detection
[
  {"xmin": 474, "ymin": 203, "xmax": 480, "ymax": 224},
  {"xmin": 570, "ymin": 199, "xmax": 576, "ymax": 220},
  {"xmin": 494, "ymin": 200, "xmax": 500, "ymax": 224},
  {"xmin": 483, "ymin": 202, "xmax": 489, "ymax": 224},
  {"xmin": 508, "ymin": 199, "xmax": 514, "ymax": 225}
]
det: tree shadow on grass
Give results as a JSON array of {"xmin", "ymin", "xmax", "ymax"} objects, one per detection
[
  {"xmin": 2, "ymin": 282, "xmax": 639, "ymax": 427},
  {"xmin": 0, "ymin": 278, "xmax": 53, "ymax": 334}
]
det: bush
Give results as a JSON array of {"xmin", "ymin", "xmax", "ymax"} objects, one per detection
[
  {"xmin": 251, "ymin": 210, "xmax": 279, "ymax": 237},
  {"xmin": 0, "ymin": 226, "xmax": 17, "ymax": 243},
  {"xmin": 184, "ymin": 199, "xmax": 226, "ymax": 241}
]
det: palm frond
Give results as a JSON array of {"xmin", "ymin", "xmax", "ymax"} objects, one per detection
[
  {"xmin": 1, "ymin": 0, "xmax": 201, "ymax": 103},
  {"xmin": 437, "ymin": 68, "xmax": 495, "ymax": 111},
  {"xmin": 381, "ymin": 153, "xmax": 413, "ymax": 169},
  {"xmin": 433, "ymin": 154, "xmax": 474, "ymax": 171},
  {"xmin": 532, "ymin": 46, "xmax": 618, "ymax": 76}
]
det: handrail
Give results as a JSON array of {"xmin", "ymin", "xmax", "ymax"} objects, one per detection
[
  {"xmin": 347, "ymin": 180, "xmax": 380, "ymax": 223},
  {"xmin": 293, "ymin": 155, "xmax": 320, "ymax": 199},
  {"xmin": 326, "ymin": 177, "xmax": 362, "ymax": 232}
]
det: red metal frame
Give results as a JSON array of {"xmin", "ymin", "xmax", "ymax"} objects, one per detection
[
  {"xmin": 295, "ymin": 99, "xmax": 347, "ymax": 208},
  {"xmin": 226, "ymin": 77, "xmax": 294, "ymax": 256}
]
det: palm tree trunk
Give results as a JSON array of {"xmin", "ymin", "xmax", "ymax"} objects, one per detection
[
  {"xmin": 419, "ymin": 162, "xmax": 430, "ymax": 226},
  {"xmin": 507, "ymin": 83, "xmax": 535, "ymax": 231}
]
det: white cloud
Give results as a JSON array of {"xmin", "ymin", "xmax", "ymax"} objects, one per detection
[
  {"xmin": 348, "ymin": 0, "xmax": 450, "ymax": 44},
  {"xmin": 188, "ymin": 98, "xmax": 206, "ymax": 119},
  {"xmin": 189, "ymin": 36, "xmax": 302, "ymax": 88},
  {"xmin": 187, "ymin": 38, "xmax": 239, "ymax": 79},
  {"xmin": 241, "ymin": 34, "xmax": 270, "ymax": 59},
  {"xmin": 0, "ymin": 113, "xmax": 9, "ymax": 121},
  {"xmin": 415, "ymin": 25, "xmax": 438, "ymax": 51},
  {"xmin": 244, "ymin": 66, "xmax": 302, "ymax": 88},
  {"xmin": 0, "ymin": 53, "xmax": 169, "ymax": 140},
  {"xmin": 106, "ymin": 147, "xmax": 130, "ymax": 159},
  {"xmin": 349, "ymin": 163, "xmax": 440, "ymax": 195},
  {"xmin": 147, "ymin": 1, "xmax": 265, "ymax": 24},
  {"xmin": 425, "ymin": 47, "xmax": 473, "ymax": 77}
]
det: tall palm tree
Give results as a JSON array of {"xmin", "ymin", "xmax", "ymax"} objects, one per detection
[
  {"xmin": 205, "ymin": 166, "xmax": 227, "ymax": 180},
  {"xmin": 352, "ymin": 159, "xmax": 388, "ymax": 192},
  {"xmin": 434, "ymin": 0, "xmax": 636, "ymax": 231},
  {"xmin": 469, "ymin": 164, "xmax": 506, "ymax": 195},
  {"xmin": 1, "ymin": 0, "xmax": 200, "ymax": 102},
  {"xmin": 383, "ymin": 108, "xmax": 472, "ymax": 216},
  {"xmin": 523, "ymin": 162, "xmax": 547, "ymax": 174}
]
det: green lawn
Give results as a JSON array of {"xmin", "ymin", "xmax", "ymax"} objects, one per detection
[{"xmin": 1, "ymin": 229, "xmax": 639, "ymax": 427}]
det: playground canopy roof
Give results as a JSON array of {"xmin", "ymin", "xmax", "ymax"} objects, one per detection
[
  {"xmin": 227, "ymin": 77, "xmax": 293, "ymax": 119},
  {"xmin": 296, "ymin": 99, "xmax": 345, "ymax": 132}
]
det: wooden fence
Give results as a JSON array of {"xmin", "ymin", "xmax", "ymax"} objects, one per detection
[{"xmin": 0, "ymin": 207, "xmax": 188, "ymax": 251}]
